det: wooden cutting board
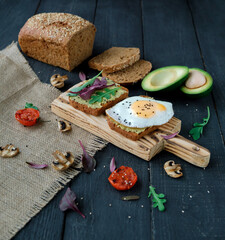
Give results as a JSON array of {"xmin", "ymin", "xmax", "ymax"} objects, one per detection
[{"xmin": 51, "ymin": 85, "xmax": 210, "ymax": 168}]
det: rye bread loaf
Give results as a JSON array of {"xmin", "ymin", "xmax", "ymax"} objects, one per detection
[
  {"xmin": 102, "ymin": 59, "xmax": 152, "ymax": 85},
  {"xmin": 18, "ymin": 13, "xmax": 96, "ymax": 71},
  {"xmin": 88, "ymin": 47, "xmax": 140, "ymax": 73}
]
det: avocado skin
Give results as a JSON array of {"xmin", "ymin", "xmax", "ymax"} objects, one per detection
[
  {"xmin": 141, "ymin": 66, "xmax": 189, "ymax": 92},
  {"xmin": 180, "ymin": 68, "xmax": 213, "ymax": 98}
]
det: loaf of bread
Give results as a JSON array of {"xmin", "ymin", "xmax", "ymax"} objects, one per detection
[{"xmin": 18, "ymin": 13, "xmax": 96, "ymax": 71}]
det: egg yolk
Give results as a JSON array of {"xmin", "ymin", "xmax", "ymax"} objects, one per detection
[{"xmin": 131, "ymin": 100, "xmax": 166, "ymax": 118}]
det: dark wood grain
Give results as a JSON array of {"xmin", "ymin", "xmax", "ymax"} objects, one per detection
[
  {"xmin": 0, "ymin": 0, "xmax": 224, "ymax": 239},
  {"xmin": 142, "ymin": 0, "xmax": 225, "ymax": 239},
  {"xmin": 188, "ymin": 0, "xmax": 225, "ymax": 142},
  {"xmin": 64, "ymin": 0, "xmax": 152, "ymax": 239}
]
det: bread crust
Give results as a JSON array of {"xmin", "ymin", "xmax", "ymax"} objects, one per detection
[
  {"xmin": 69, "ymin": 87, "xmax": 129, "ymax": 116},
  {"xmin": 18, "ymin": 13, "xmax": 96, "ymax": 71},
  {"xmin": 88, "ymin": 47, "xmax": 140, "ymax": 73},
  {"xmin": 102, "ymin": 60, "xmax": 152, "ymax": 85},
  {"xmin": 106, "ymin": 116, "xmax": 158, "ymax": 141}
]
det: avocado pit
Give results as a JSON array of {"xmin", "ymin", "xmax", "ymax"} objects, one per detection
[{"xmin": 185, "ymin": 70, "xmax": 206, "ymax": 89}]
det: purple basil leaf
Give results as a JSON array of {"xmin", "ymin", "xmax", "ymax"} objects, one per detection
[
  {"xmin": 79, "ymin": 72, "xmax": 86, "ymax": 81},
  {"xmin": 59, "ymin": 187, "xmax": 85, "ymax": 219},
  {"xmin": 110, "ymin": 157, "xmax": 116, "ymax": 172},
  {"xmin": 161, "ymin": 132, "xmax": 179, "ymax": 140},
  {"xmin": 69, "ymin": 78, "xmax": 114, "ymax": 99},
  {"xmin": 79, "ymin": 140, "xmax": 96, "ymax": 173},
  {"xmin": 26, "ymin": 162, "xmax": 48, "ymax": 169}
]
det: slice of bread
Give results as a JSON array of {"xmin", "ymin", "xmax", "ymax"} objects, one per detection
[
  {"xmin": 106, "ymin": 116, "xmax": 157, "ymax": 141},
  {"xmin": 69, "ymin": 86, "xmax": 129, "ymax": 116},
  {"xmin": 102, "ymin": 60, "xmax": 152, "ymax": 85},
  {"xmin": 88, "ymin": 47, "xmax": 140, "ymax": 73}
]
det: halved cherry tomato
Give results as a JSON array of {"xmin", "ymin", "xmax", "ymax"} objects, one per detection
[
  {"xmin": 15, "ymin": 108, "xmax": 40, "ymax": 126},
  {"xmin": 108, "ymin": 166, "xmax": 138, "ymax": 191}
]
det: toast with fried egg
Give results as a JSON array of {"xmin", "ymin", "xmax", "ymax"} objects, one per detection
[{"xmin": 105, "ymin": 96, "xmax": 174, "ymax": 140}]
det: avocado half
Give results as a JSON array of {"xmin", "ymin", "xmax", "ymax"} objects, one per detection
[
  {"xmin": 180, "ymin": 68, "xmax": 213, "ymax": 98},
  {"xmin": 141, "ymin": 66, "xmax": 189, "ymax": 92}
]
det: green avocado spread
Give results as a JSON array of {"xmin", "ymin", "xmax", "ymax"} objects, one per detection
[
  {"xmin": 69, "ymin": 79, "xmax": 127, "ymax": 109},
  {"xmin": 109, "ymin": 117, "xmax": 147, "ymax": 134}
]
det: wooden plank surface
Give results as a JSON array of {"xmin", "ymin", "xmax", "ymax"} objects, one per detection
[
  {"xmin": 0, "ymin": 0, "xmax": 222, "ymax": 239},
  {"xmin": 142, "ymin": 0, "xmax": 225, "ymax": 239}
]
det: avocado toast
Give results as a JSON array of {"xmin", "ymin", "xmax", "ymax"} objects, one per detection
[{"xmin": 68, "ymin": 74, "xmax": 129, "ymax": 116}]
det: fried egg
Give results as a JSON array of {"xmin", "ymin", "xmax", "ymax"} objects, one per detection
[{"xmin": 106, "ymin": 96, "xmax": 174, "ymax": 128}]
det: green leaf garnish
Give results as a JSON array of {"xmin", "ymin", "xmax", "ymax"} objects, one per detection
[
  {"xmin": 148, "ymin": 186, "xmax": 166, "ymax": 212},
  {"xmin": 189, "ymin": 106, "xmax": 210, "ymax": 140},
  {"xmin": 25, "ymin": 102, "xmax": 39, "ymax": 110},
  {"xmin": 89, "ymin": 87, "xmax": 121, "ymax": 104},
  {"xmin": 68, "ymin": 71, "xmax": 103, "ymax": 96}
]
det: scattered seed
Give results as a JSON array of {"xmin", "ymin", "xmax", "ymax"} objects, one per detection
[
  {"xmin": 193, "ymin": 146, "xmax": 200, "ymax": 151},
  {"xmin": 141, "ymin": 205, "xmax": 144, "ymax": 208},
  {"xmin": 128, "ymin": 216, "xmax": 131, "ymax": 219},
  {"xmin": 109, "ymin": 204, "xmax": 112, "ymax": 207},
  {"xmin": 181, "ymin": 210, "xmax": 184, "ymax": 213}
]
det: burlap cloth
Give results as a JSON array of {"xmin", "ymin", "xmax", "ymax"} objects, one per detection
[{"xmin": 0, "ymin": 43, "xmax": 107, "ymax": 240}]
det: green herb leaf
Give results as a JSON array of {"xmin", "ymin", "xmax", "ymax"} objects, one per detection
[
  {"xmin": 89, "ymin": 87, "xmax": 121, "ymax": 104},
  {"xmin": 189, "ymin": 106, "xmax": 210, "ymax": 141},
  {"xmin": 68, "ymin": 71, "xmax": 103, "ymax": 95},
  {"xmin": 148, "ymin": 186, "xmax": 166, "ymax": 212},
  {"xmin": 25, "ymin": 102, "xmax": 39, "ymax": 110}
]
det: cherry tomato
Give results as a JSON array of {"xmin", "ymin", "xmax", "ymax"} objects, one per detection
[
  {"xmin": 108, "ymin": 166, "xmax": 138, "ymax": 191},
  {"xmin": 15, "ymin": 108, "xmax": 40, "ymax": 126}
]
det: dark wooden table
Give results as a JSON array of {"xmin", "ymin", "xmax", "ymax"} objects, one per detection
[{"xmin": 1, "ymin": 0, "xmax": 225, "ymax": 239}]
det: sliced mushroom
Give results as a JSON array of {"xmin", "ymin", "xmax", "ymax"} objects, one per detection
[
  {"xmin": 164, "ymin": 160, "xmax": 183, "ymax": 178},
  {"xmin": 50, "ymin": 74, "xmax": 68, "ymax": 88},
  {"xmin": 52, "ymin": 150, "xmax": 75, "ymax": 171},
  {"xmin": 0, "ymin": 144, "xmax": 19, "ymax": 158},
  {"xmin": 58, "ymin": 120, "xmax": 71, "ymax": 132}
]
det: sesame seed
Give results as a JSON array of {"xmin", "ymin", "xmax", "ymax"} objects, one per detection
[
  {"xmin": 128, "ymin": 216, "xmax": 131, "ymax": 219},
  {"xmin": 141, "ymin": 205, "xmax": 144, "ymax": 208},
  {"xmin": 190, "ymin": 195, "xmax": 192, "ymax": 198},
  {"xmin": 80, "ymin": 197, "xmax": 84, "ymax": 200},
  {"xmin": 198, "ymin": 182, "xmax": 201, "ymax": 184},
  {"xmin": 181, "ymin": 210, "xmax": 184, "ymax": 213},
  {"xmin": 207, "ymin": 190, "xmax": 210, "ymax": 193},
  {"xmin": 89, "ymin": 212, "xmax": 92, "ymax": 215},
  {"xmin": 109, "ymin": 204, "xmax": 112, "ymax": 207},
  {"xmin": 103, "ymin": 165, "xmax": 106, "ymax": 168}
]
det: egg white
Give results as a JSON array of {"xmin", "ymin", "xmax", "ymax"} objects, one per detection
[{"xmin": 106, "ymin": 96, "xmax": 174, "ymax": 128}]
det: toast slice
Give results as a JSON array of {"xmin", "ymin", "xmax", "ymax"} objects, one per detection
[
  {"xmin": 88, "ymin": 47, "xmax": 140, "ymax": 73},
  {"xmin": 102, "ymin": 60, "xmax": 152, "ymax": 85},
  {"xmin": 106, "ymin": 116, "xmax": 158, "ymax": 141},
  {"xmin": 68, "ymin": 79, "xmax": 129, "ymax": 116}
]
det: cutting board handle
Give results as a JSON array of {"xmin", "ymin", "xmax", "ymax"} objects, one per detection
[{"xmin": 163, "ymin": 134, "xmax": 210, "ymax": 168}]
